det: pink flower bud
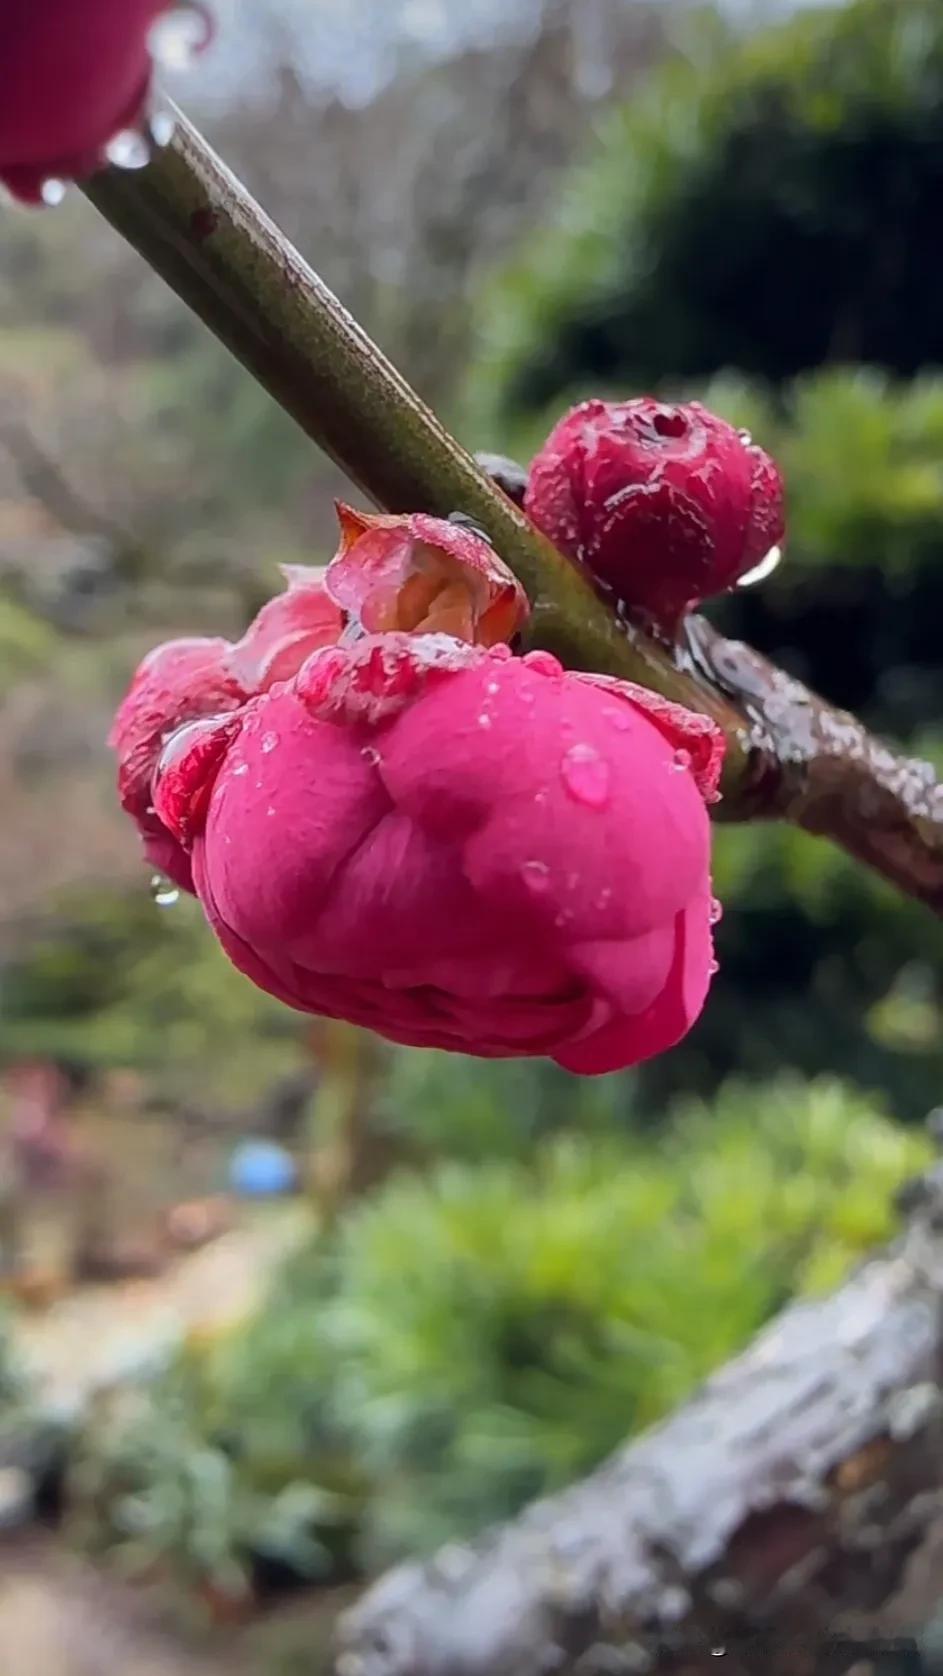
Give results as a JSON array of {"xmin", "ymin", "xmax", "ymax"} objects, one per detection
[
  {"xmin": 147, "ymin": 632, "xmax": 723, "ymax": 1075},
  {"xmin": 110, "ymin": 569, "xmax": 341, "ymax": 890},
  {"xmin": 525, "ymin": 399, "xmax": 785, "ymax": 634}
]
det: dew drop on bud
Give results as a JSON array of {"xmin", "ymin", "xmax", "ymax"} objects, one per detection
[
  {"xmin": 39, "ymin": 178, "xmax": 67, "ymax": 207},
  {"xmin": 521, "ymin": 860, "xmax": 551, "ymax": 894},
  {"xmin": 737, "ymin": 544, "xmax": 782, "ymax": 589},
  {"xmin": 105, "ymin": 129, "xmax": 151, "ymax": 171},
  {"xmin": 150, "ymin": 872, "xmax": 180, "ymax": 908},
  {"xmin": 561, "ymin": 743, "xmax": 611, "ymax": 809},
  {"xmin": 672, "ymin": 748, "xmax": 693, "ymax": 773},
  {"xmin": 148, "ymin": 3, "xmax": 213, "ymax": 69}
]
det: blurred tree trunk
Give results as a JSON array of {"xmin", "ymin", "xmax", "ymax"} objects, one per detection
[{"xmin": 336, "ymin": 1156, "xmax": 943, "ymax": 1676}]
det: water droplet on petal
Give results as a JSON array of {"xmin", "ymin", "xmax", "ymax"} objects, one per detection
[
  {"xmin": 708, "ymin": 957, "xmax": 720, "ymax": 977},
  {"xmin": 361, "ymin": 745, "xmax": 381, "ymax": 766},
  {"xmin": 486, "ymin": 680, "xmax": 500, "ymax": 696},
  {"xmin": 709, "ymin": 896, "xmax": 723, "ymax": 926},
  {"xmin": 737, "ymin": 544, "xmax": 782, "ymax": 589},
  {"xmin": 261, "ymin": 730, "xmax": 279, "ymax": 754},
  {"xmin": 266, "ymin": 805, "xmax": 276, "ymax": 817},
  {"xmin": 604, "ymin": 706, "xmax": 633, "ymax": 732},
  {"xmin": 521, "ymin": 861, "xmax": 550, "ymax": 894},
  {"xmin": 478, "ymin": 713, "xmax": 492, "ymax": 729},
  {"xmin": 150, "ymin": 873, "xmax": 180, "ymax": 908},
  {"xmin": 523, "ymin": 650, "xmax": 563, "ymax": 679},
  {"xmin": 105, "ymin": 129, "xmax": 152, "ymax": 171},
  {"xmin": 672, "ymin": 748, "xmax": 692, "ymax": 773},
  {"xmin": 40, "ymin": 178, "xmax": 67, "ymax": 206},
  {"xmin": 232, "ymin": 762, "xmax": 249, "ymax": 778},
  {"xmin": 596, "ymin": 887, "xmax": 613, "ymax": 910},
  {"xmin": 561, "ymin": 743, "xmax": 610, "ymax": 809},
  {"xmin": 148, "ymin": 2, "xmax": 212, "ymax": 69}
]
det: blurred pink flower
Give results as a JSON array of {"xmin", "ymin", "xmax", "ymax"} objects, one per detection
[
  {"xmin": 0, "ymin": 0, "xmax": 209, "ymax": 203},
  {"xmin": 525, "ymin": 398, "xmax": 784, "ymax": 634},
  {"xmin": 150, "ymin": 634, "xmax": 723, "ymax": 1074}
]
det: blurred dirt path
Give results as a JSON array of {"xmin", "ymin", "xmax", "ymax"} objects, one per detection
[
  {"xmin": 0, "ymin": 1538, "xmax": 220, "ymax": 1676},
  {"xmin": 14, "ymin": 1206, "xmax": 312, "ymax": 1417}
]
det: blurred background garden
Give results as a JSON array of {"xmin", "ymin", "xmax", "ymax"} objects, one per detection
[{"xmin": 2, "ymin": 0, "xmax": 943, "ymax": 1669}]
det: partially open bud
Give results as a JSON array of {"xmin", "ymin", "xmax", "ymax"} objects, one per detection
[
  {"xmin": 325, "ymin": 504, "xmax": 529, "ymax": 648},
  {"xmin": 0, "ymin": 1, "xmax": 212, "ymax": 205},
  {"xmin": 525, "ymin": 398, "xmax": 785, "ymax": 636}
]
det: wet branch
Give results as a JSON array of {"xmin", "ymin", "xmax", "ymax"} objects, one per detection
[
  {"xmin": 83, "ymin": 108, "xmax": 943, "ymax": 914},
  {"xmin": 336, "ymin": 1156, "xmax": 943, "ymax": 1676}
]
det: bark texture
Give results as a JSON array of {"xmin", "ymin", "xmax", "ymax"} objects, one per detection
[{"xmin": 336, "ymin": 1166, "xmax": 943, "ymax": 1676}]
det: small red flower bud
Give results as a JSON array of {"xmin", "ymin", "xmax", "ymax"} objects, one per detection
[
  {"xmin": 0, "ymin": 1, "xmax": 211, "ymax": 205},
  {"xmin": 525, "ymin": 398, "xmax": 785, "ymax": 635}
]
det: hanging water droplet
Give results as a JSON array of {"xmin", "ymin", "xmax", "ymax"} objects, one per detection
[
  {"xmin": 261, "ymin": 730, "xmax": 279, "ymax": 754},
  {"xmin": 521, "ymin": 860, "xmax": 550, "ymax": 894},
  {"xmin": 710, "ymin": 1648, "xmax": 726, "ymax": 1660},
  {"xmin": 148, "ymin": 2, "xmax": 212, "ymax": 69},
  {"xmin": 40, "ymin": 178, "xmax": 67, "ymax": 207},
  {"xmin": 672, "ymin": 748, "xmax": 692, "ymax": 772},
  {"xmin": 105, "ymin": 129, "xmax": 152, "ymax": 171},
  {"xmin": 709, "ymin": 896, "xmax": 723, "ymax": 926},
  {"xmin": 148, "ymin": 108, "xmax": 176, "ymax": 149},
  {"xmin": 708, "ymin": 957, "xmax": 720, "ymax": 977},
  {"xmin": 561, "ymin": 743, "xmax": 610, "ymax": 809},
  {"xmin": 150, "ymin": 873, "xmax": 180, "ymax": 908},
  {"xmin": 737, "ymin": 544, "xmax": 782, "ymax": 589}
]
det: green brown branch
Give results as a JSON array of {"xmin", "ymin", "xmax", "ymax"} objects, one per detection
[{"xmin": 82, "ymin": 106, "xmax": 943, "ymax": 913}]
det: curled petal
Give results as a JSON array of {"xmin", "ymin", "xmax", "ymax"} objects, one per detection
[
  {"xmin": 225, "ymin": 566, "xmax": 343, "ymax": 689},
  {"xmin": 326, "ymin": 503, "xmax": 529, "ymax": 648}
]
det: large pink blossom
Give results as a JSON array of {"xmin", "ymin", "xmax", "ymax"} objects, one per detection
[
  {"xmin": 525, "ymin": 398, "xmax": 784, "ymax": 634},
  {"xmin": 149, "ymin": 633, "xmax": 723, "ymax": 1075},
  {"xmin": 0, "ymin": 0, "xmax": 208, "ymax": 204}
]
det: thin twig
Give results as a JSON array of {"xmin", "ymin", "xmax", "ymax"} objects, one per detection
[{"xmin": 82, "ymin": 107, "xmax": 943, "ymax": 913}]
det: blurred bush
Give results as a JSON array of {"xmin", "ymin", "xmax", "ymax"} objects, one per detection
[
  {"xmin": 472, "ymin": 0, "xmax": 943, "ymax": 423},
  {"xmin": 66, "ymin": 1078, "xmax": 929, "ymax": 1589}
]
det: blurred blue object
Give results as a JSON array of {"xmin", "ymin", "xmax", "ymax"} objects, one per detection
[{"xmin": 229, "ymin": 1140, "xmax": 298, "ymax": 1197}]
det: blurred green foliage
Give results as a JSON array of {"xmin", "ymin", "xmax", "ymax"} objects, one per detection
[
  {"xmin": 67, "ymin": 1078, "xmax": 929, "ymax": 1588},
  {"xmin": 0, "ymin": 890, "xmax": 306, "ymax": 1113},
  {"xmin": 472, "ymin": 0, "xmax": 943, "ymax": 424}
]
